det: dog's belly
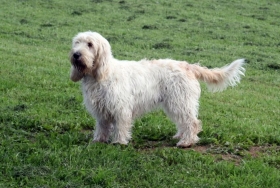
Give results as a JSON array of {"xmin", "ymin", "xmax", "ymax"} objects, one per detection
[
  {"xmin": 129, "ymin": 78, "xmax": 163, "ymax": 118},
  {"xmin": 131, "ymin": 92, "xmax": 163, "ymax": 118}
]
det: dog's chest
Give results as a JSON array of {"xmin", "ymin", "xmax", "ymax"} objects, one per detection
[
  {"xmin": 81, "ymin": 76, "xmax": 131, "ymax": 117},
  {"xmin": 82, "ymin": 79, "xmax": 108, "ymax": 105}
]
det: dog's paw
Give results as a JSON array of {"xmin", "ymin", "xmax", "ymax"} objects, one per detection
[
  {"xmin": 92, "ymin": 139, "xmax": 109, "ymax": 144},
  {"xmin": 111, "ymin": 140, "xmax": 129, "ymax": 145},
  {"xmin": 176, "ymin": 140, "xmax": 194, "ymax": 148}
]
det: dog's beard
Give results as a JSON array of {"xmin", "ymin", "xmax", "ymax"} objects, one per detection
[{"xmin": 71, "ymin": 58, "xmax": 87, "ymax": 72}]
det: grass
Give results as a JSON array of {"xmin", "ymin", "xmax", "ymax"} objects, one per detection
[{"xmin": 1, "ymin": 0, "xmax": 280, "ymax": 187}]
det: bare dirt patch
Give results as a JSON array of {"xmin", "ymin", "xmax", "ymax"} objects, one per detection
[
  {"xmin": 248, "ymin": 146, "xmax": 263, "ymax": 158},
  {"xmin": 183, "ymin": 144, "xmax": 280, "ymax": 165}
]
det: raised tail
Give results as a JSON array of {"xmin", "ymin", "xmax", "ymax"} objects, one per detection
[{"xmin": 191, "ymin": 59, "xmax": 245, "ymax": 92}]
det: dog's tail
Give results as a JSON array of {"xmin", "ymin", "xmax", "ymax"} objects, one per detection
[{"xmin": 191, "ymin": 59, "xmax": 245, "ymax": 92}]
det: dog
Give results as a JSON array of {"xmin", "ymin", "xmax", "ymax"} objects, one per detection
[{"xmin": 69, "ymin": 31, "xmax": 245, "ymax": 147}]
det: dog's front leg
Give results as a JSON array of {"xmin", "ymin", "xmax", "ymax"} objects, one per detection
[
  {"xmin": 93, "ymin": 119, "xmax": 112, "ymax": 143},
  {"xmin": 111, "ymin": 116, "xmax": 132, "ymax": 145}
]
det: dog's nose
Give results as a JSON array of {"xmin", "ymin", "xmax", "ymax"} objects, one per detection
[{"xmin": 73, "ymin": 52, "xmax": 81, "ymax": 59}]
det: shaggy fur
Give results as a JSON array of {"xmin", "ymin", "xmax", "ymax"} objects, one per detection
[{"xmin": 69, "ymin": 31, "xmax": 245, "ymax": 147}]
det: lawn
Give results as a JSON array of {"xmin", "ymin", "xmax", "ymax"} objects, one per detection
[{"xmin": 0, "ymin": 0, "xmax": 280, "ymax": 187}]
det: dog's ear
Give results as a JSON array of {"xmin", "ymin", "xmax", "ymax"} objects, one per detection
[
  {"xmin": 70, "ymin": 65, "xmax": 84, "ymax": 82},
  {"xmin": 92, "ymin": 37, "xmax": 112, "ymax": 81},
  {"xmin": 95, "ymin": 39, "xmax": 111, "ymax": 66}
]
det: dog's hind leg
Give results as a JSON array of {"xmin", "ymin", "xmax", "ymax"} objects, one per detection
[
  {"xmin": 175, "ymin": 118, "xmax": 202, "ymax": 148},
  {"xmin": 165, "ymin": 107, "xmax": 202, "ymax": 147},
  {"xmin": 163, "ymin": 85, "xmax": 202, "ymax": 147}
]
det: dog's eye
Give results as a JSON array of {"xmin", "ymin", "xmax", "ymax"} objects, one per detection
[{"xmin": 88, "ymin": 42, "xmax": 93, "ymax": 48}]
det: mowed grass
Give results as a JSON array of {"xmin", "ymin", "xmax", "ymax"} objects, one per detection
[{"xmin": 0, "ymin": 0, "xmax": 280, "ymax": 187}]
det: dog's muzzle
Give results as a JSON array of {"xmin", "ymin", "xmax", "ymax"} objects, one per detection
[
  {"xmin": 73, "ymin": 52, "xmax": 81, "ymax": 60},
  {"xmin": 71, "ymin": 52, "xmax": 86, "ymax": 72}
]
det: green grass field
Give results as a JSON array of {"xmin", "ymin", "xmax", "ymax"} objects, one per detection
[{"xmin": 1, "ymin": 0, "xmax": 280, "ymax": 187}]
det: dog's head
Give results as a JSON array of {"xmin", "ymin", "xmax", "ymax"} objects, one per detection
[{"xmin": 69, "ymin": 31, "xmax": 112, "ymax": 81}]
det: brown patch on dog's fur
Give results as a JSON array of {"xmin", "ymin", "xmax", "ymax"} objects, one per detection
[
  {"xmin": 178, "ymin": 62, "xmax": 191, "ymax": 70},
  {"xmin": 176, "ymin": 62, "xmax": 198, "ymax": 80},
  {"xmin": 190, "ymin": 64, "xmax": 225, "ymax": 84}
]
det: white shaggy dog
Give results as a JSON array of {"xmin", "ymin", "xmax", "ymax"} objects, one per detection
[{"xmin": 69, "ymin": 31, "xmax": 245, "ymax": 147}]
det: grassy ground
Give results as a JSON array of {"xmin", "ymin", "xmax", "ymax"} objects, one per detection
[{"xmin": 1, "ymin": 0, "xmax": 280, "ymax": 187}]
